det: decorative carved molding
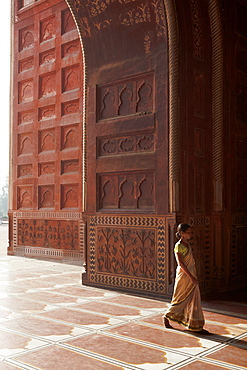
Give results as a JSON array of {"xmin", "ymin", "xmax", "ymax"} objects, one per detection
[
  {"xmin": 163, "ymin": 0, "xmax": 180, "ymax": 213},
  {"xmin": 208, "ymin": 0, "xmax": 224, "ymax": 211}
]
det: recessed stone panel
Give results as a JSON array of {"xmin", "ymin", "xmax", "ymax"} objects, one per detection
[
  {"xmin": 38, "ymin": 128, "xmax": 55, "ymax": 153},
  {"xmin": 61, "ymin": 125, "xmax": 79, "ymax": 150},
  {"xmin": 61, "ymin": 184, "xmax": 79, "ymax": 209}
]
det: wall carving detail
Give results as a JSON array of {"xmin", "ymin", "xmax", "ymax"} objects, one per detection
[
  {"xmin": 18, "ymin": 133, "xmax": 33, "ymax": 156},
  {"xmin": 98, "ymin": 134, "xmax": 154, "ymax": 157},
  {"xmin": 88, "ymin": 215, "xmax": 166, "ymax": 293},
  {"xmin": 97, "ymin": 73, "xmax": 154, "ymax": 121},
  {"xmin": 18, "ymin": 110, "xmax": 33, "ymax": 125},
  {"xmin": 17, "ymin": 219, "xmax": 80, "ymax": 250},
  {"xmin": 19, "ymin": 57, "xmax": 34, "ymax": 72},
  {"xmin": 19, "ymin": 80, "xmax": 33, "ymax": 103},
  {"xmin": 19, "ymin": 25, "xmax": 34, "ymax": 51},
  {"xmin": 98, "ymin": 171, "xmax": 154, "ymax": 211},
  {"xmin": 40, "ymin": 49, "xmax": 56, "ymax": 65},
  {"xmin": 18, "ymin": 164, "xmax": 33, "ymax": 178}
]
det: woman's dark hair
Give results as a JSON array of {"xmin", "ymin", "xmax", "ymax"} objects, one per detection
[{"xmin": 175, "ymin": 223, "xmax": 191, "ymax": 239}]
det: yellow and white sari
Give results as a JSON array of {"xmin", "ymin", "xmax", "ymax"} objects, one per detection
[{"xmin": 164, "ymin": 242, "xmax": 204, "ymax": 331}]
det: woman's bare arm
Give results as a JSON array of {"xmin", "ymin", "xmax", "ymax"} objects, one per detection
[{"xmin": 175, "ymin": 252, "xmax": 198, "ymax": 285}]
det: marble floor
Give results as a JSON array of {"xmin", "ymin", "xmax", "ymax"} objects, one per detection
[{"xmin": 0, "ymin": 223, "xmax": 246, "ymax": 370}]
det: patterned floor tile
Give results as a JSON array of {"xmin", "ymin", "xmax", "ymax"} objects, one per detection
[
  {"xmin": 64, "ymin": 333, "xmax": 189, "ymax": 368},
  {"xmin": 73, "ymin": 301, "xmax": 152, "ymax": 319},
  {"xmin": 104, "ymin": 295, "xmax": 168, "ymax": 310},
  {"xmin": 205, "ymin": 343, "xmax": 247, "ymax": 368},
  {"xmin": 11, "ymin": 346, "xmax": 123, "ymax": 370},
  {"xmin": 104, "ymin": 322, "xmax": 224, "ymax": 355},
  {"xmin": 0, "ymin": 297, "xmax": 49, "ymax": 313},
  {"xmin": 0, "ymin": 316, "xmax": 87, "ymax": 341},
  {"xmin": 39, "ymin": 307, "xmax": 125, "ymax": 329},
  {"xmin": 0, "ymin": 328, "xmax": 48, "ymax": 357}
]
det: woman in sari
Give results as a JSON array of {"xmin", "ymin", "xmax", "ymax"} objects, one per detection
[{"xmin": 164, "ymin": 223, "xmax": 209, "ymax": 334}]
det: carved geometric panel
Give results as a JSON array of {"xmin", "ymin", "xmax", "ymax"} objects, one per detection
[
  {"xmin": 38, "ymin": 128, "xmax": 55, "ymax": 153},
  {"xmin": 38, "ymin": 185, "xmax": 55, "ymax": 209},
  {"xmin": 39, "ymin": 73, "xmax": 56, "ymax": 98},
  {"xmin": 17, "ymin": 219, "xmax": 80, "ymax": 250},
  {"xmin": 62, "ymin": 40, "xmax": 80, "ymax": 58},
  {"xmin": 98, "ymin": 171, "xmax": 155, "ymax": 211},
  {"xmin": 17, "ymin": 186, "xmax": 33, "ymax": 209},
  {"xmin": 62, "ymin": 100, "xmax": 80, "ymax": 116},
  {"xmin": 61, "ymin": 8, "xmax": 77, "ymax": 34},
  {"xmin": 61, "ymin": 159, "xmax": 79, "ymax": 174},
  {"xmin": 194, "ymin": 128, "xmax": 204, "ymax": 157},
  {"xmin": 98, "ymin": 133, "xmax": 154, "ymax": 157},
  {"xmin": 62, "ymin": 65, "xmax": 80, "ymax": 92},
  {"xmin": 18, "ymin": 132, "xmax": 33, "ymax": 156},
  {"xmin": 97, "ymin": 73, "xmax": 154, "ymax": 121},
  {"xmin": 19, "ymin": 57, "xmax": 34, "ymax": 73},
  {"xmin": 61, "ymin": 184, "xmax": 79, "ymax": 209},
  {"xmin": 19, "ymin": 80, "xmax": 33, "ymax": 103},
  {"xmin": 18, "ymin": 164, "xmax": 33, "ymax": 178},
  {"xmin": 39, "ymin": 162, "xmax": 55, "ymax": 176},
  {"xmin": 38, "ymin": 105, "xmax": 56, "ymax": 121},
  {"xmin": 61, "ymin": 125, "xmax": 79, "ymax": 150},
  {"xmin": 40, "ymin": 49, "xmax": 56, "ymax": 65},
  {"xmin": 194, "ymin": 70, "xmax": 205, "ymax": 117},
  {"xmin": 40, "ymin": 16, "xmax": 56, "ymax": 43},
  {"xmin": 19, "ymin": 24, "xmax": 34, "ymax": 51},
  {"xmin": 18, "ymin": 110, "xmax": 33, "ymax": 125}
]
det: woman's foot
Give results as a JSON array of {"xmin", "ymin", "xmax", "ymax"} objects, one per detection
[
  {"xmin": 195, "ymin": 328, "xmax": 210, "ymax": 335},
  {"xmin": 164, "ymin": 317, "xmax": 173, "ymax": 328}
]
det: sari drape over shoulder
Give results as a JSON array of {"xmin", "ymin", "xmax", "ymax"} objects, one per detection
[{"xmin": 164, "ymin": 242, "xmax": 204, "ymax": 331}]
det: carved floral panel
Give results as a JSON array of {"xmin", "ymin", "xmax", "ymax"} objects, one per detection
[
  {"xmin": 17, "ymin": 219, "xmax": 79, "ymax": 250},
  {"xmin": 97, "ymin": 226, "xmax": 156, "ymax": 279}
]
